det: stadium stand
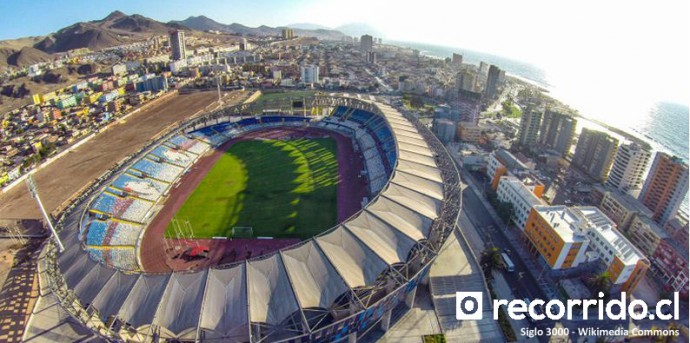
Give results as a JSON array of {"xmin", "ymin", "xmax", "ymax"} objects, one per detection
[
  {"xmin": 39, "ymin": 97, "xmax": 466, "ymax": 343},
  {"xmin": 131, "ymin": 159, "xmax": 184, "ymax": 183},
  {"xmin": 89, "ymin": 193, "xmax": 154, "ymax": 223},
  {"xmin": 166, "ymin": 135, "xmax": 210, "ymax": 155},
  {"xmin": 111, "ymin": 174, "xmax": 169, "ymax": 201},
  {"xmin": 149, "ymin": 146, "xmax": 195, "ymax": 168},
  {"xmin": 189, "ymin": 128, "xmax": 227, "ymax": 146},
  {"xmin": 85, "ymin": 220, "xmax": 142, "ymax": 246}
]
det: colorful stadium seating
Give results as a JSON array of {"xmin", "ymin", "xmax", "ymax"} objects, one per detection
[
  {"xmin": 111, "ymin": 174, "xmax": 169, "ymax": 201},
  {"xmin": 82, "ymin": 109, "xmax": 400, "ymax": 272},
  {"xmin": 131, "ymin": 159, "xmax": 184, "ymax": 183},
  {"xmin": 149, "ymin": 146, "xmax": 194, "ymax": 167}
]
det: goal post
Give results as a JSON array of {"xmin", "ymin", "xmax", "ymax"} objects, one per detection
[{"xmin": 231, "ymin": 226, "xmax": 254, "ymax": 238}]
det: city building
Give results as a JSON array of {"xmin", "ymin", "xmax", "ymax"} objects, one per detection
[
  {"xmin": 111, "ymin": 64, "xmax": 127, "ymax": 76},
  {"xmin": 455, "ymin": 69, "xmax": 477, "ymax": 93},
  {"xmin": 281, "ymin": 28, "xmax": 294, "ymax": 39},
  {"xmin": 300, "ymin": 65, "xmax": 320, "ymax": 84},
  {"xmin": 360, "ymin": 34, "xmax": 373, "ymax": 52},
  {"xmin": 239, "ymin": 38, "xmax": 249, "ymax": 51},
  {"xmin": 524, "ymin": 205, "xmax": 590, "ymax": 270},
  {"xmin": 169, "ymin": 30, "xmax": 187, "ymax": 61},
  {"xmin": 487, "ymin": 149, "xmax": 531, "ymax": 190},
  {"xmin": 479, "ymin": 61, "xmax": 489, "ymax": 75},
  {"xmin": 452, "ymin": 53, "xmax": 463, "ymax": 66},
  {"xmin": 517, "ymin": 107, "xmax": 543, "ymax": 147},
  {"xmin": 625, "ymin": 215, "xmax": 666, "ymax": 259},
  {"xmin": 497, "ymin": 176, "xmax": 544, "ymax": 230},
  {"xmin": 525, "ymin": 206, "xmax": 648, "ymax": 291},
  {"xmin": 605, "ymin": 142, "xmax": 652, "ymax": 196},
  {"xmin": 539, "ymin": 109, "xmax": 577, "ymax": 157},
  {"xmin": 572, "ymin": 128, "xmax": 619, "ymax": 182},
  {"xmin": 664, "ymin": 213, "xmax": 689, "ymax": 248},
  {"xmin": 582, "ymin": 208, "xmax": 649, "ymax": 292},
  {"xmin": 638, "ymin": 152, "xmax": 689, "ymax": 225},
  {"xmin": 456, "ymin": 89, "xmax": 482, "ymax": 124},
  {"xmin": 624, "ymin": 214, "xmax": 688, "ymax": 297},
  {"xmin": 485, "ymin": 65, "xmax": 501, "ymax": 98},
  {"xmin": 433, "ymin": 118, "xmax": 456, "ymax": 143},
  {"xmin": 650, "ymin": 236, "xmax": 689, "ymax": 297},
  {"xmin": 366, "ymin": 51, "xmax": 377, "ymax": 64},
  {"xmin": 595, "ymin": 185, "xmax": 653, "ymax": 231},
  {"xmin": 456, "ymin": 121, "xmax": 482, "ymax": 143}
]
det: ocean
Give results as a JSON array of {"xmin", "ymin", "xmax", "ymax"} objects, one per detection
[{"xmin": 390, "ymin": 40, "xmax": 690, "ymax": 214}]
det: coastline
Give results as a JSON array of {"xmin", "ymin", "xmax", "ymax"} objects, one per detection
[{"xmin": 396, "ymin": 40, "xmax": 689, "ymax": 214}]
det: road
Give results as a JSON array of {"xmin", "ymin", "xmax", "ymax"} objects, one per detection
[
  {"xmin": 460, "ymin": 184, "xmax": 548, "ymax": 302},
  {"xmin": 364, "ymin": 67, "xmax": 393, "ymax": 93},
  {"xmin": 452, "ymin": 150, "xmax": 689, "ymax": 342}
]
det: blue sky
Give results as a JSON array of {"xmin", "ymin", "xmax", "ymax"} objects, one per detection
[{"xmin": 0, "ymin": 0, "xmax": 308, "ymax": 40}]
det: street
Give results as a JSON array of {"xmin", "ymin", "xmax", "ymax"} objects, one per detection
[{"xmin": 449, "ymin": 147, "xmax": 689, "ymax": 342}]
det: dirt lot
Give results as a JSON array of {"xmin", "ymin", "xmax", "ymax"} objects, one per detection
[{"xmin": 0, "ymin": 90, "xmax": 245, "ymax": 218}]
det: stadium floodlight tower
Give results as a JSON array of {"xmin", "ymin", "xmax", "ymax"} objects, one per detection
[
  {"xmin": 26, "ymin": 173, "xmax": 64, "ymax": 252},
  {"xmin": 216, "ymin": 75, "xmax": 222, "ymax": 104}
]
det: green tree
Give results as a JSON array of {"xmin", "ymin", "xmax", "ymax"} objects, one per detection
[
  {"xmin": 496, "ymin": 201, "xmax": 514, "ymax": 223},
  {"xmin": 586, "ymin": 272, "xmax": 612, "ymax": 299},
  {"xmin": 480, "ymin": 247, "xmax": 503, "ymax": 280}
]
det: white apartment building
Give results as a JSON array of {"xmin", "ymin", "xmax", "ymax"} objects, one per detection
[
  {"xmin": 496, "ymin": 176, "xmax": 543, "ymax": 230},
  {"xmin": 300, "ymin": 65, "xmax": 320, "ymax": 84},
  {"xmin": 606, "ymin": 142, "xmax": 651, "ymax": 196}
]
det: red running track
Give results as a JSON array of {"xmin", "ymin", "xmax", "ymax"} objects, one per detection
[{"xmin": 139, "ymin": 126, "xmax": 369, "ymax": 272}]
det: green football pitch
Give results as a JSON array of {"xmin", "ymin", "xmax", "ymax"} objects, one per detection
[{"xmin": 165, "ymin": 138, "xmax": 339, "ymax": 239}]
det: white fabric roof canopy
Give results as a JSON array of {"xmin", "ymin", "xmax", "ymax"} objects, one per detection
[
  {"xmin": 344, "ymin": 211, "xmax": 417, "ymax": 265},
  {"xmin": 316, "ymin": 227, "xmax": 388, "ymax": 289},
  {"xmin": 281, "ymin": 241, "xmax": 350, "ymax": 310},
  {"xmin": 247, "ymin": 255, "xmax": 300, "ymax": 325},
  {"xmin": 55, "ymin": 98, "xmax": 448, "ymax": 341},
  {"xmin": 199, "ymin": 266, "xmax": 248, "ymax": 339},
  {"xmin": 153, "ymin": 271, "xmax": 207, "ymax": 338}
]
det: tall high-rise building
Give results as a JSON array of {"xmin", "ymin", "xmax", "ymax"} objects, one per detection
[
  {"xmin": 366, "ymin": 51, "xmax": 377, "ymax": 64},
  {"xmin": 572, "ymin": 128, "xmax": 619, "ymax": 182},
  {"xmin": 360, "ymin": 34, "xmax": 373, "ymax": 52},
  {"xmin": 239, "ymin": 38, "xmax": 249, "ymax": 51},
  {"xmin": 606, "ymin": 142, "xmax": 652, "ymax": 195},
  {"xmin": 479, "ymin": 61, "xmax": 489, "ymax": 75},
  {"xmin": 169, "ymin": 30, "xmax": 186, "ymax": 61},
  {"xmin": 639, "ymin": 152, "xmax": 689, "ymax": 224},
  {"xmin": 539, "ymin": 109, "xmax": 577, "ymax": 157},
  {"xmin": 300, "ymin": 65, "xmax": 320, "ymax": 84},
  {"xmin": 455, "ymin": 69, "xmax": 476, "ymax": 92},
  {"xmin": 485, "ymin": 65, "xmax": 501, "ymax": 98},
  {"xmin": 517, "ymin": 107, "xmax": 543, "ymax": 147},
  {"xmin": 452, "ymin": 53, "xmax": 463, "ymax": 66},
  {"xmin": 281, "ymin": 28, "xmax": 294, "ymax": 39}
]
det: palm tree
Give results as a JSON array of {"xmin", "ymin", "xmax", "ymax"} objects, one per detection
[
  {"xmin": 480, "ymin": 247, "xmax": 503, "ymax": 280},
  {"xmin": 586, "ymin": 271, "xmax": 612, "ymax": 299}
]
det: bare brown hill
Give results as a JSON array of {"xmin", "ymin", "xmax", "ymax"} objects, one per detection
[
  {"xmin": 7, "ymin": 47, "xmax": 53, "ymax": 67},
  {"xmin": 33, "ymin": 11, "xmax": 192, "ymax": 54}
]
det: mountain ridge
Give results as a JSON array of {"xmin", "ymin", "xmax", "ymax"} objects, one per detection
[{"xmin": 170, "ymin": 15, "xmax": 347, "ymax": 40}]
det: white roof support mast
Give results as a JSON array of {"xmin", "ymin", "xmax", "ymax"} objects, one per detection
[{"xmin": 26, "ymin": 173, "xmax": 65, "ymax": 252}]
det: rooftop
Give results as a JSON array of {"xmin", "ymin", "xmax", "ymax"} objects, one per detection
[
  {"xmin": 533, "ymin": 205, "xmax": 588, "ymax": 243},
  {"xmin": 577, "ymin": 206, "xmax": 646, "ymax": 265},
  {"xmin": 494, "ymin": 149, "xmax": 529, "ymax": 171},
  {"xmin": 594, "ymin": 184, "xmax": 652, "ymax": 216},
  {"xmin": 501, "ymin": 176, "xmax": 542, "ymax": 207}
]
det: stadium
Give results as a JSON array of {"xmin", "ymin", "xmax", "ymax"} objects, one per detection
[{"xmin": 36, "ymin": 94, "xmax": 462, "ymax": 342}]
